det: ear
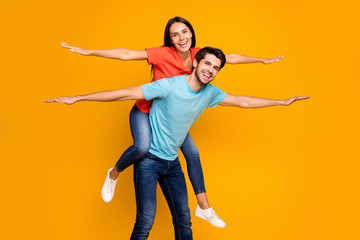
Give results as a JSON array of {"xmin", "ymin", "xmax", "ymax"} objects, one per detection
[{"xmin": 193, "ymin": 59, "xmax": 198, "ymax": 68}]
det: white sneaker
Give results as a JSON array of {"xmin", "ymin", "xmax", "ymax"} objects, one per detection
[
  {"xmin": 194, "ymin": 204, "xmax": 226, "ymax": 228},
  {"xmin": 101, "ymin": 168, "xmax": 117, "ymax": 203}
]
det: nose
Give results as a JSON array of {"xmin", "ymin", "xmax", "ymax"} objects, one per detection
[
  {"xmin": 179, "ymin": 33, "xmax": 185, "ymax": 40},
  {"xmin": 208, "ymin": 66, "xmax": 213, "ymax": 73}
]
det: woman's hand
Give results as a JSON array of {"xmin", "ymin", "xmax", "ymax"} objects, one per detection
[
  {"xmin": 61, "ymin": 42, "xmax": 92, "ymax": 56},
  {"xmin": 282, "ymin": 95, "xmax": 310, "ymax": 106},
  {"xmin": 261, "ymin": 56, "xmax": 284, "ymax": 64}
]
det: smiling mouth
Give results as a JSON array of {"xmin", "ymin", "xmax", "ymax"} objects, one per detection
[
  {"xmin": 202, "ymin": 71, "xmax": 211, "ymax": 79},
  {"xmin": 178, "ymin": 41, "xmax": 188, "ymax": 48}
]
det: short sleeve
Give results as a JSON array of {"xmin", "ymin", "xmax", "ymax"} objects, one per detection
[
  {"xmin": 208, "ymin": 85, "xmax": 227, "ymax": 108},
  {"xmin": 192, "ymin": 47, "xmax": 201, "ymax": 56},
  {"xmin": 145, "ymin": 47, "xmax": 168, "ymax": 65},
  {"xmin": 141, "ymin": 78, "xmax": 171, "ymax": 101}
]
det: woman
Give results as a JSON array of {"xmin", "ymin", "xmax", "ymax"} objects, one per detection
[{"xmin": 62, "ymin": 16, "xmax": 283, "ymax": 228}]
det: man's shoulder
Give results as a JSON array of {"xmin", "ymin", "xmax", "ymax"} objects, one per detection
[
  {"xmin": 202, "ymin": 83, "xmax": 226, "ymax": 100},
  {"xmin": 204, "ymin": 83, "xmax": 222, "ymax": 92},
  {"xmin": 149, "ymin": 75, "xmax": 186, "ymax": 89},
  {"xmin": 168, "ymin": 74, "xmax": 187, "ymax": 80},
  {"xmin": 160, "ymin": 75, "xmax": 187, "ymax": 85}
]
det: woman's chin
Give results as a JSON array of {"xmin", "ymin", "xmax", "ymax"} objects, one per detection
[{"xmin": 175, "ymin": 45, "xmax": 190, "ymax": 53}]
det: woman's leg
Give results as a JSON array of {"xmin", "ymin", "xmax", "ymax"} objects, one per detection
[
  {"xmin": 180, "ymin": 133, "xmax": 226, "ymax": 228},
  {"xmin": 180, "ymin": 133, "xmax": 208, "ymax": 207},
  {"xmin": 102, "ymin": 104, "xmax": 151, "ymax": 202},
  {"xmin": 110, "ymin": 104, "xmax": 151, "ymax": 180}
]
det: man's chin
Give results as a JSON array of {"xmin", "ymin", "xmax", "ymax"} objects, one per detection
[{"xmin": 202, "ymin": 79, "xmax": 212, "ymax": 85}]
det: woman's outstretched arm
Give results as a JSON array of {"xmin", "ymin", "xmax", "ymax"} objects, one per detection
[
  {"xmin": 225, "ymin": 53, "xmax": 284, "ymax": 64},
  {"xmin": 61, "ymin": 42, "xmax": 148, "ymax": 61}
]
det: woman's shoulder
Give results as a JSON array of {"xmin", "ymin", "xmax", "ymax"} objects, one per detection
[
  {"xmin": 145, "ymin": 46, "xmax": 176, "ymax": 58},
  {"xmin": 146, "ymin": 46, "xmax": 173, "ymax": 52},
  {"xmin": 191, "ymin": 47, "xmax": 201, "ymax": 58}
]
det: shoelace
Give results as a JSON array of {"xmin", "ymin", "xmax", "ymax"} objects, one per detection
[
  {"xmin": 209, "ymin": 209, "xmax": 221, "ymax": 220},
  {"xmin": 105, "ymin": 179, "xmax": 115, "ymax": 193}
]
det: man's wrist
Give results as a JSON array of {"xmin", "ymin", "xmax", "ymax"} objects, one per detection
[{"xmin": 74, "ymin": 95, "xmax": 84, "ymax": 102}]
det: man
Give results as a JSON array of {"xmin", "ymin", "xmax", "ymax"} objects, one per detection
[{"xmin": 46, "ymin": 47, "xmax": 309, "ymax": 239}]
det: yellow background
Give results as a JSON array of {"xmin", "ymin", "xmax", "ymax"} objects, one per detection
[{"xmin": 1, "ymin": 0, "xmax": 359, "ymax": 239}]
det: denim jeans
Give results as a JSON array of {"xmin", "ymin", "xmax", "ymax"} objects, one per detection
[
  {"xmin": 115, "ymin": 104, "xmax": 206, "ymax": 195},
  {"xmin": 130, "ymin": 153, "xmax": 192, "ymax": 240}
]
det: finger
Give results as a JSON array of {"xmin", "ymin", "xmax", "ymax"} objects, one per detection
[
  {"xmin": 270, "ymin": 56, "xmax": 283, "ymax": 63},
  {"xmin": 61, "ymin": 43, "xmax": 75, "ymax": 49},
  {"xmin": 69, "ymin": 48, "xmax": 81, "ymax": 53},
  {"xmin": 289, "ymin": 95, "xmax": 298, "ymax": 101},
  {"xmin": 45, "ymin": 99, "xmax": 56, "ymax": 103},
  {"xmin": 287, "ymin": 95, "xmax": 298, "ymax": 104},
  {"xmin": 276, "ymin": 56, "xmax": 284, "ymax": 61},
  {"xmin": 297, "ymin": 96, "xmax": 310, "ymax": 100}
]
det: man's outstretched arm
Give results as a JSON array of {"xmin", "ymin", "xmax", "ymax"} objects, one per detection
[
  {"xmin": 219, "ymin": 94, "xmax": 310, "ymax": 108},
  {"xmin": 45, "ymin": 86, "xmax": 144, "ymax": 105}
]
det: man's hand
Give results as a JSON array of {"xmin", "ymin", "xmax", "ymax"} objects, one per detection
[
  {"xmin": 61, "ymin": 42, "xmax": 91, "ymax": 56},
  {"xmin": 282, "ymin": 95, "xmax": 310, "ymax": 106},
  {"xmin": 261, "ymin": 56, "xmax": 284, "ymax": 64},
  {"xmin": 45, "ymin": 96, "xmax": 78, "ymax": 105}
]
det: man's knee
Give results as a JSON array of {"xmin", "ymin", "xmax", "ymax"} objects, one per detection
[
  {"xmin": 136, "ymin": 208, "xmax": 156, "ymax": 228},
  {"xmin": 173, "ymin": 205, "xmax": 192, "ymax": 229}
]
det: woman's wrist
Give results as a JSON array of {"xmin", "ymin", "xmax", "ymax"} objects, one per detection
[
  {"xmin": 259, "ymin": 58, "xmax": 267, "ymax": 64},
  {"xmin": 87, "ymin": 49, "xmax": 96, "ymax": 56},
  {"xmin": 278, "ymin": 99, "xmax": 287, "ymax": 106}
]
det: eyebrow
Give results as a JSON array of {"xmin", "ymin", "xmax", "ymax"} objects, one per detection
[
  {"xmin": 170, "ymin": 27, "xmax": 188, "ymax": 35},
  {"xmin": 205, "ymin": 60, "xmax": 220, "ymax": 70}
]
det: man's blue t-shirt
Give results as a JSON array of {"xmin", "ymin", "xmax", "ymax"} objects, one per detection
[{"xmin": 141, "ymin": 75, "xmax": 227, "ymax": 160}]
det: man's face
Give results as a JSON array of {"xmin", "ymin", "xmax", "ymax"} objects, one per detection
[{"xmin": 194, "ymin": 54, "xmax": 221, "ymax": 85}]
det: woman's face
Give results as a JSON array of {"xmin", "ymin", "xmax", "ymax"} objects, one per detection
[{"xmin": 169, "ymin": 22, "xmax": 193, "ymax": 53}]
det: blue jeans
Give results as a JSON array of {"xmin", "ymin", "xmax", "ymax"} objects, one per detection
[
  {"xmin": 115, "ymin": 104, "xmax": 206, "ymax": 195},
  {"xmin": 130, "ymin": 153, "xmax": 192, "ymax": 240}
]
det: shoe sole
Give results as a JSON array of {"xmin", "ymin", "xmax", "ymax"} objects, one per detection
[{"xmin": 195, "ymin": 211, "xmax": 226, "ymax": 228}]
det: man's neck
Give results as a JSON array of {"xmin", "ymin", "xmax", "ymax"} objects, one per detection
[{"xmin": 185, "ymin": 73, "xmax": 204, "ymax": 92}]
